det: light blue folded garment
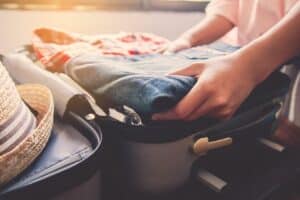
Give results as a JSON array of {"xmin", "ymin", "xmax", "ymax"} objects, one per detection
[{"xmin": 64, "ymin": 43, "xmax": 237, "ymax": 119}]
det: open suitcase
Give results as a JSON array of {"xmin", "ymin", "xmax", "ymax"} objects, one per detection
[
  {"xmin": 1, "ymin": 43, "xmax": 300, "ymax": 200},
  {"xmin": 0, "ymin": 55, "xmax": 103, "ymax": 199}
]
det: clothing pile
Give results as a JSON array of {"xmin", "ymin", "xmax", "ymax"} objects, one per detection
[
  {"xmin": 33, "ymin": 28, "xmax": 170, "ymax": 72},
  {"xmin": 32, "ymin": 28, "xmax": 239, "ymax": 120}
]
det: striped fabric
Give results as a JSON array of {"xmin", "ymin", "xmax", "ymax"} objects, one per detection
[
  {"xmin": 32, "ymin": 27, "xmax": 169, "ymax": 72},
  {"xmin": 0, "ymin": 62, "xmax": 53, "ymax": 186},
  {"xmin": 0, "ymin": 102, "xmax": 36, "ymax": 155}
]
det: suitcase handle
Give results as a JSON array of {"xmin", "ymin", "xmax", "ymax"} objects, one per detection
[
  {"xmin": 193, "ymin": 137, "xmax": 233, "ymax": 156},
  {"xmin": 192, "ymin": 99, "xmax": 281, "ymax": 156}
]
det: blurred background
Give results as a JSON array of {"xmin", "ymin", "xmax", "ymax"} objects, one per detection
[{"xmin": 0, "ymin": 0, "xmax": 209, "ymax": 52}]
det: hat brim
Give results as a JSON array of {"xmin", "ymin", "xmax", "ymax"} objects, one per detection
[{"xmin": 0, "ymin": 84, "xmax": 54, "ymax": 186}]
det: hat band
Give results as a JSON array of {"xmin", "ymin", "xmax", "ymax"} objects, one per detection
[{"xmin": 0, "ymin": 102, "xmax": 36, "ymax": 155}]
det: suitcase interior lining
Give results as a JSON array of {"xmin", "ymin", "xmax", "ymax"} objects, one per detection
[{"xmin": 1, "ymin": 115, "xmax": 93, "ymax": 193}]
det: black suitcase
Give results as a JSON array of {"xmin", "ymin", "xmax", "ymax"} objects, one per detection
[{"xmin": 1, "ymin": 46, "xmax": 299, "ymax": 200}]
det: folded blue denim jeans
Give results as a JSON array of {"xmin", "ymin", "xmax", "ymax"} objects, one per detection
[{"xmin": 64, "ymin": 43, "xmax": 238, "ymax": 118}]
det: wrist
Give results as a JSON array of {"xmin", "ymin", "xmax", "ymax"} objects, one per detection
[
  {"xmin": 232, "ymin": 40, "xmax": 280, "ymax": 85},
  {"xmin": 178, "ymin": 33, "xmax": 194, "ymax": 47},
  {"xmin": 225, "ymin": 53, "xmax": 267, "ymax": 88}
]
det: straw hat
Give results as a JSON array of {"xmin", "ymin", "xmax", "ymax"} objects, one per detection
[{"xmin": 0, "ymin": 62, "xmax": 54, "ymax": 186}]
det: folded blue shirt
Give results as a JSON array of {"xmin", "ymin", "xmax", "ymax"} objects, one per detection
[{"xmin": 63, "ymin": 43, "xmax": 239, "ymax": 119}]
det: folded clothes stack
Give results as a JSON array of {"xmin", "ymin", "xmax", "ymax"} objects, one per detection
[
  {"xmin": 33, "ymin": 28, "xmax": 170, "ymax": 72},
  {"xmin": 31, "ymin": 28, "xmax": 245, "ymax": 120}
]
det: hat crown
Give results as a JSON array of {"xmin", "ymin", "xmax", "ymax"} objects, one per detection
[
  {"xmin": 0, "ymin": 63, "xmax": 21, "ymax": 125},
  {"xmin": 0, "ymin": 60, "xmax": 53, "ymax": 187},
  {"xmin": 0, "ymin": 63, "xmax": 36, "ymax": 156}
]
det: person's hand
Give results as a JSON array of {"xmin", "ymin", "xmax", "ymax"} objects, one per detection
[
  {"xmin": 152, "ymin": 55, "xmax": 259, "ymax": 121},
  {"xmin": 164, "ymin": 37, "xmax": 192, "ymax": 54}
]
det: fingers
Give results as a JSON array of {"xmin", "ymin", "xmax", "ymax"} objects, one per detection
[
  {"xmin": 152, "ymin": 108, "xmax": 180, "ymax": 121},
  {"xmin": 165, "ymin": 45, "xmax": 178, "ymax": 54},
  {"xmin": 163, "ymin": 38, "xmax": 191, "ymax": 54},
  {"xmin": 153, "ymin": 89, "xmax": 237, "ymax": 121},
  {"xmin": 185, "ymin": 99, "xmax": 224, "ymax": 121},
  {"xmin": 152, "ymin": 63, "xmax": 207, "ymax": 120},
  {"xmin": 163, "ymin": 43, "xmax": 182, "ymax": 55},
  {"xmin": 186, "ymin": 106, "xmax": 235, "ymax": 121},
  {"xmin": 154, "ymin": 43, "xmax": 171, "ymax": 54},
  {"xmin": 163, "ymin": 50, "xmax": 175, "ymax": 56},
  {"xmin": 208, "ymin": 109, "xmax": 234, "ymax": 120},
  {"xmin": 184, "ymin": 92, "xmax": 238, "ymax": 121},
  {"xmin": 152, "ymin": 79, "xmax": 209, "ymax": 120},
  {"xmin": 168, "ymin": 63, "xmax": 204, "ymax": 76}
]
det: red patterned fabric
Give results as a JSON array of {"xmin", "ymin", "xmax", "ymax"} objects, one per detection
[{"xmin": 32, "ymin": 28, "xmax": 170, "ymax": 72}]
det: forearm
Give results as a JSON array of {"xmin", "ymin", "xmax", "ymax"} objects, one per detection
[
  {"xmin": 179, "ymin": 15, "xmax": 234, "ymax": 47},
  {"xmin": 233, "ymin": 2, "xmax": 300, "ymax": 84}
]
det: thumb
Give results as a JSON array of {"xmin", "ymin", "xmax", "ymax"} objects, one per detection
[
  {"xmin": 164, "ymin": 44, "xmax": 179, "ymax": 54},
  {"xmin": 168, "ymin": 63, "xmax": 205, "ymax": 76},
  {"xmin": 163, "ymin": 50, "xmax": 175, "ymax": 55}
]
